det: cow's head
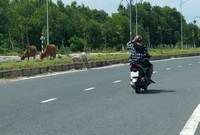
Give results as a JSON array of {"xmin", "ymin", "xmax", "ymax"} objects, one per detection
[
  {"xmin": 20, "ymin": 54, "xmax": 25, "ymax": 61},
  {"xmin": 40, "ymin": 53, "xmax": 44, "ymax": 60}
]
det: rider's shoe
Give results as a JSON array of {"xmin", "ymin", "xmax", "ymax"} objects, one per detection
[{"xmin": 148, "ymin": 80, "xmax": 155, "ymax": 84}]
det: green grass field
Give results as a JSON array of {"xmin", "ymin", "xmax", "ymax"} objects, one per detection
[{"xmin": 0, "ymin": 48, "xmax": 200, "ymax": 71}]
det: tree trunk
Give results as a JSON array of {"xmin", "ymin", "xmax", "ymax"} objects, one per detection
[
  {"xmin": 8, "ymin": 29, "xmax": 14, "ymax": 49},
  {"xmin": 26, "ymin": 25, "xmax": 30, "ymax": 46}
]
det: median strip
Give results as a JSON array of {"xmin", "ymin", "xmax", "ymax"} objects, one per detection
[{"xmin": 1, "ymin": 54, "xmax": 200, "ymax": 78}]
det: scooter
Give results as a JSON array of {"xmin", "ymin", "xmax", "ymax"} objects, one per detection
[{"xmin": 130, "ymin": 60, "xmax": 149, "ymax": 93}]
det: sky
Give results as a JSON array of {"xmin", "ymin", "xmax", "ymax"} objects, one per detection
[{"xmin": 52, "ymin": 0, "xmax": 200, "ymax": 27}]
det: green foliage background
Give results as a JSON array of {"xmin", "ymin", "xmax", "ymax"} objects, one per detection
[{"xmin": 0, "ymin": 0, "xmax": 200, "ymax": 54}]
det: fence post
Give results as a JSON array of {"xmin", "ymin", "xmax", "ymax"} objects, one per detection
[{"xmin": 40, "ymin": 33, "xmax": 45, "ymax": 52}]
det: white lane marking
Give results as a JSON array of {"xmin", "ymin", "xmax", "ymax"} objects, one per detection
[
  {"xmin": 113, "ymin": 80, "xmax": 121, "ymax": 83},
  {"xmin": 180, "ymin": 104, "xmax": 200, "ymax": 135},
  {"xmin": 166, "ymin": 68, "xmax": 171, "ymax": 70},
  {"xmin": 178, "ymin": 65, "xmax": 182, "ymax": 68},
  {"xmin": 198, "ymin": 62, "xmax": 200, "ymax": 64},
  {"xmin": 188, "ymin": 63, "xmax": 192, "ymax": 66},
  {"xmin": 153, "ymin": 71, "xmax": 158, "ymax": 74},
  {"xmin": 84, "ymin": 87, "xmax": 95, "ymax": 91},
  {"xmin": 40, "ymin": 98, "xmax": 57, "ymax": 104}
]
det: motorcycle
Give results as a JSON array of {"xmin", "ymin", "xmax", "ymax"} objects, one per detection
[{"xmin": 130, "ymin": 60, "xmax": 149, "ymax": 93}]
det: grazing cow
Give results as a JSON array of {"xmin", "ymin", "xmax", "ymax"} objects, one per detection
[
  {"xmin": 72, "ymin": 52, "xmax": 88, "ymax": 68},
  {"xmin": 40, "ymin": 44, "xmax": 57, "ymax": 60},
  {"xmin": 21, "ymin": 46, "xmax": 37, "ymax": 61}
]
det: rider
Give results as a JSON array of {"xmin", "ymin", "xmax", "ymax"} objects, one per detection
[{"xmin": 127, "ymin": 35, "xmax": 155, "ymax": 84}]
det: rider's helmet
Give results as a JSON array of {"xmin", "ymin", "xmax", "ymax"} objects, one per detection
[{"xmin": 133, "ymin": 35, "xmax": 142, "ymax": 43}]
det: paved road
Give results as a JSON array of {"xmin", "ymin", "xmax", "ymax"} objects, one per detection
[{"xmin": 0, "ymin": 56, "xmax": 200, "ymax": 135}]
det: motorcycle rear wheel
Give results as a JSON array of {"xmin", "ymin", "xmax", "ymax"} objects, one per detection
[{"xmin": 134, "ymin": 81, "xmax": 141, "ymax": 93}]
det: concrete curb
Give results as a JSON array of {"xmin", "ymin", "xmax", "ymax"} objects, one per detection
[{"xmin": 0, "ymin": 53, "xmax": 200, "ymax": 78}]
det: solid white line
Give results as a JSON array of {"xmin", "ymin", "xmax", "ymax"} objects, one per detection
[
  {"xmin": 84, "ymin": 87, "xmax": 95, "ymax": 91},
  {"xmin": 113, "ymin": 80, "xmax": 121, "ymax": 83},
  {"xmin": 180, "ymin": 104, "xmax": 200, "ymax": 135},
  {"xmin": 178, "ymin": 65, "xmax": 182, "ymax": 68},
  {"xmin": 153, "ymin": 71, "xmax": 158, "ymax": 74},
  {"xmin": 166, "ymin": 68, "xmax": 171, "ymax": 70},
  {"xmin": 40, "ymin": 98, "xmax": 57, "ymax": 104}
]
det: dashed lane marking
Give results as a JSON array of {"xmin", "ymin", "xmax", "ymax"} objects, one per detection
[
  {"xmin": 178, "ymin": 65, "xmax": 182, "ymax": 68},
  {"xmin": 40, "ymin": 98, "xmax": 57, "ymax": 104},
  {"xmin": 188, "ymin": 63, "xmax": 192, "ymax": 66},
  {"xmin": 113, "ymin": 80, "xmax": 121, "ymax": 83},
  {"xmin": 84, "ymin": 87, "xmax": 95, "ymax": 91},
  {"xmin": 153, "ymin": 71, "xmax": 158, "ymax": 74},
  {"xmin": 180, "ymin": 104, "xmax": 200, "ymax": 135}
]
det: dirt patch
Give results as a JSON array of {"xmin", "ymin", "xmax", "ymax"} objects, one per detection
[{"xmin": 0, "ymin": 77, "xmax": 19, "ymax": 83}]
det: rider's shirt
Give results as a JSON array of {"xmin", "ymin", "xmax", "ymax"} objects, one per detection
[{"xmin": 127, "ymin": 41, "xmax": 150, "ymax": 63}]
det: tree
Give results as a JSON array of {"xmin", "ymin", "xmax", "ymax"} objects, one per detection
[
  {"xmin": 112, "ymin": 14, "xmax": 129, "ymax": 49},
  {"xmin": 85, "ymin": 20, "xmax": 103, "ymax": 50},
  {"xmin": 68, "ymin": 35, "xmax": 84, "ymax": 52},
  {"xmin": 1, "ymin": 0, "xmax": 200, "ymax": 53}
]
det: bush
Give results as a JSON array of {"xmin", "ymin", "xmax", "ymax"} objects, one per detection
[
  {"xmin": 12, "ymin": 47, "xmax": 23, "ymax": 55},
  {"xmin": 175, "ymin": 42, "xmax": 181, "ymax": 49},
  {"xmin": 57, "ymin": 54, "xmax": 62, "ymax": 59},
  {"xmin": 0, "ymin": 47, "xmax": 5, "ymax": 54},
  {"xmin": 58, "ymin": 48, "xmax": 66, "ymax": 54},
  {"xmin": 68, "ymin": 35, "xmax": 85, "ymax": 52}
]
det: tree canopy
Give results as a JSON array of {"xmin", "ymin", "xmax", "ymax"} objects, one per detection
[{"xmin": 0, "ymin": 0, "xmax": 199, "ymax": 53}]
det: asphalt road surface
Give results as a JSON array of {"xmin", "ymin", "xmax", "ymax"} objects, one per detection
[{"xmin": 0, "ymin": 56, "xmax": 200, "ymax": 135}]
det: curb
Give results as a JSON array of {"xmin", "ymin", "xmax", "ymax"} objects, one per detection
[{"xmin": 0, "ymin": 53, "xmax": 200, "ymax": 78}]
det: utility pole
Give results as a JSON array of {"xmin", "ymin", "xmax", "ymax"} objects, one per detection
[
  {"xmin": 119, "ymin": 0, "xmax": 136, "ymax": 41},
  {"xmin": 180, "ymin": 0, "xmax": 189, "ymax": 50},
  {"xmin": 136, "ymin": 0, "xmax": 138, "ymax": 35},
  {"xmin": 130, "ymin": 0, "xmax": 133, "ymax": 40},
  {"xmin": 47, "ymin": 0, "xmax": 49, "ymax": 45}
]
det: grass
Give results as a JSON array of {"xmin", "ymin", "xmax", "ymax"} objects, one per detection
[
  {"xmin": 87, "ymin": 53, "xmax": 129, "ymax": 61},
  {"xmin": 0, "ymin": 48, "xmax": 200, "ymax": 71},
  {"xmin": 149, "ymin": 48, "xmax": 200, "ymax": 56}
]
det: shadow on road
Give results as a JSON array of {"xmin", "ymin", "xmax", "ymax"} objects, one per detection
[{"xmin": 140, "ymin": 89, "xmax": 176, "ymax": 94}]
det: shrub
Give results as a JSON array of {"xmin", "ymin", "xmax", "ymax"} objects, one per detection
[
  {"xmin": 0, "ymin": 47, "xmax": 5, "ymax": 54},
  {"xmin": 68, "ymin": 35, "xmax": 85, "ymax": 52},
  {"xmin": 12, "ymin": 47, "xmax": 23, "ymax": 55},
  {"xmin": 175, "ymin": 42, "xmax": 181, "ymax": 49},
  {"xmin": 57, "ymin": 55, "xmax": 62, "ymax": 59}
]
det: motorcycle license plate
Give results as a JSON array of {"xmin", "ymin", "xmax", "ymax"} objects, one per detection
[{"xmin": 131, "ymin": 71, "xmax": 139, "ymax": 78}]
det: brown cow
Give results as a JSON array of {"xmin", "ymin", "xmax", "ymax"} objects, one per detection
[
  {"xmin": 21, "ymin": 46, "xmax": 37, "ymax": 61},
  {"xmin": 40, "ymin": 44, "xmax": 57, "ymax": 60}
]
